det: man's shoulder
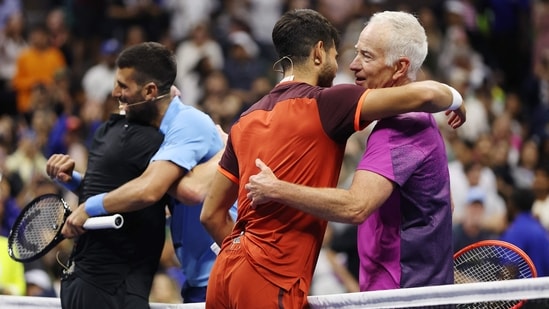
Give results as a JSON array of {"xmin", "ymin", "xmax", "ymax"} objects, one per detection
[{"xmin": 168, "ymin": 100, "xmax": 216, "ymax": 128}]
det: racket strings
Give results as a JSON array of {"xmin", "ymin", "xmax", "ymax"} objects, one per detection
[
  {"xmin": 10, "ymin": 197, "xmax": 66, "ymax": 260},
  {"xmin": 454, "ymin": 244, "xmax": 534, "ymax": 309}
]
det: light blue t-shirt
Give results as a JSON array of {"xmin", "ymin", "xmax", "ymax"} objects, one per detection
[{"xmin": 152, "ymin": 97, "xmax": 237, "ymax": 287}]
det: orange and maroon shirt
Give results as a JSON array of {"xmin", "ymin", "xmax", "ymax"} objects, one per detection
[{"xmin": 218, "ymin": 81, "xmax": 369, "ymax": 293}]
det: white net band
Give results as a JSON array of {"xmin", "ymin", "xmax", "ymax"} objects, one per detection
[
  {"xmin": 308, "ymin": 277, "xmax": 549, "ymax": 308},
  {"xmin": 1, "ymin": 277, "xmax": 548, "ymax": 308}
]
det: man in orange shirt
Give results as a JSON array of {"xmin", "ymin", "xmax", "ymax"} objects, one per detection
[
  {"xmin": 12, "ymin": 24, "xmax": 65, "ymax": 115},
  {"xmin": 200, "ymin": 9, "xmax": 465, "ymax": 309}
]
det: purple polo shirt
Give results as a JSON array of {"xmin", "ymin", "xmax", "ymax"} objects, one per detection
[{"xmin": 356, "ymin": 112, "xmax": 454, "ymax": 291}]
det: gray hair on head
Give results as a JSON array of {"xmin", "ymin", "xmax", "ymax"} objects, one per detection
[{"xmin": 367, "ymin": 11, "xmax": 428, "ymax": 81}]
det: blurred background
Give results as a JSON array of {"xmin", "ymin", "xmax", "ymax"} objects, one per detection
[{"xmin": 0, "ymin": 0, "xmax": 548, "ymax": 301}]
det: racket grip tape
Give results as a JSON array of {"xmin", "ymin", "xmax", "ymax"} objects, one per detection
[{"xmin": 82, "ymin": 214, "xmax": 124, "ymax": 230}]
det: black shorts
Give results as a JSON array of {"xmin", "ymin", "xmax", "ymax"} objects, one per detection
[{"xmin": 61, "ymin": 275, "xmax": 150, "ymax": 309}]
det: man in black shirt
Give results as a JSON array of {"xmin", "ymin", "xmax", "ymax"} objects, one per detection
[{"xmin": 47, "ymin": 112, "xmax": 167, "ymax": 309}]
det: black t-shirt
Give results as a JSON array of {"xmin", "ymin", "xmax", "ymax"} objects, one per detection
[{"xmin": 71, "ymin": 114, "xmax": 167, "ymax": 296}]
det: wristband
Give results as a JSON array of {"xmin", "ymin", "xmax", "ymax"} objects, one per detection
[
  {"xmin": 54, "ymin": 171, "xmax": 82, "ymax": 192},
  {"xmin": 85, "ymin": 193, "xmax": 108, "ymax": 216},
  {"xmin": 210, "ymin": 242, "xmax": 221, "ymax": 255},
  {"xmin": 66, "ymin": 171, "xmax": 82, "ymax": 191},
  {"xmin": 446, "ymin": 85, "xmax": 463, "ymax": 111}
]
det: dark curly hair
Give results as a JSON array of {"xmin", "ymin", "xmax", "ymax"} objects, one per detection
[
  {"xmin": 116, "ymin": 42, "xmax": 176, "ymax": 94},
  {"xmin": 272, "ymin": 9, "xmax": 340, "ymax": 71}
]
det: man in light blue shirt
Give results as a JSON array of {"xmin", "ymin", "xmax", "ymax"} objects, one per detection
[{"xmin": 151, "ymin": 94, "xmax": 237, "ymax": 301}]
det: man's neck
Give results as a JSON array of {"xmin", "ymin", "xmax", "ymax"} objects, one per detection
[
  {"xmin": 286, "ymin": 69, "xmax": 319, "ymax": 86},
  {"xmin": 153, "ymin": 97, "xmax": 172, "ymax": 128}
]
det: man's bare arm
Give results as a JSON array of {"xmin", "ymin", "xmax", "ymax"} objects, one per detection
[
  {"xmin": 101, "ymin": 160, "xmax": 185, "ymax": 213},
  {"xmin": 245, "ymin": 159, "xmax": 394, "ymax": 224},
  {"xmin": 200, "ymin": 171, "xmax": 238, "ymax": 246},
  {"xmin": 168, "ymin": 150, "xmax": 223, "ymax": 205},
  {"xmin": 361, "ymin": 81, "xmax": 466, "ymax": 128},
  {"xmin": 168, "ymin": 124, "xmax": 227, "ymax": 205},
  {"xmin": 61, "ymin": 160, "xmax": 185, "ymax": 238}
]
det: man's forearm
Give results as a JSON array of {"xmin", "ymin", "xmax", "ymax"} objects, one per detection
[
  {"xmin": 205, "ymin": 215, "xmax": 235, "ymax": 246},
  {"xmin": 360, "ymin": 81, "xmax": 462, "ymax": 121},
  {"xmin": 405, "ymin": 81, "xmax": 456, "ymax": 113},
  {"xmin": 104, "ymin": 183, "xmax": 161, "ymax": 213},
  {"xmin": 85, "ymin": 161, "xmax": 184, "ymax": 215},
  {"xmin": 200, "ymin": 172, "xmax": 238, "ymax": 246},
  {"xmin": 169, "ymin": 170, "xmax": 207, "ymax": 205},
  {"xmin": 266, "ymin": 180, "xmax": 364, "ymax": 224},
  {"xmin": 170, "ymin": 152, "xmax": 222, "ymax": 205},
  {"xmin": 85, "ymin": 182, "xmax": 162, "ymax": 216}
]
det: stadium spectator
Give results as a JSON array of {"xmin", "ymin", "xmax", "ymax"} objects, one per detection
[
  {"xmin": 11, "ymin": 23, "xmax": 66, "ymax": 116},
  {"xmin": 0, "ymin": 11, "xmax": 26, "ymax": 116}
]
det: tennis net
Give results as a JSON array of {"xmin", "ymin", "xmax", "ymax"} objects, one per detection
[{"xmin": 1, "ymin": 277, "xmax": 548, "ymax": 308}]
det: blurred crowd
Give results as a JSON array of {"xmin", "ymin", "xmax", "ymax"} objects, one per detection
[{"xmin": 0, "ymin": 0, "xmax": 548, "ymax": 301}]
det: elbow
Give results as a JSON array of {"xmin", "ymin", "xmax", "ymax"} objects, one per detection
[
  {"xmin": 178, "ymin": 187, "xmax": 205, "ymax": 205},
  {"xmin": 189, "ymin": 186, "xmax": 208, "ymax": 204},
  {"xmin": 141, "ymin": 194, "xmax": 160, "ymax": 206},
  {"xmin": 175, "ymin": 175, "xmax": 209, "ymax": 205},
  {"xmin": 200, "ymin": 208, "xmax": 214, "ymax": 231},
  {"xmin": 348, "ymin": 216, "xmax": 365, "ymax": 225},
  {"xmin": 347, "ymin": 211, "xmax": 368, "ymax": 225},
  {"xmin": 345, "ymin": 204, "xmax": 372, "ymax": 225},
  {"xmin": 187, "ymin": 193, "xmax": 205, "ymax": 205},
  {"xmin": 138, "ymin": 188, "xmax": 164, "ymax": 205}
]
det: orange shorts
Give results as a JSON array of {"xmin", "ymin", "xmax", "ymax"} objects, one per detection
[{"xmin": 205, "ymin": 237, "xmax": 308, "ymax": 308}]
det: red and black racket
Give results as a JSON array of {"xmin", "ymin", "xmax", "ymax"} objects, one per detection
[
  {"xmin": 7, "ymin": 193, "xmax": 124, "ymax": 262},
  {"xmin": 454, "ymin": 239, "xmax": 537, "ymax": 308}
]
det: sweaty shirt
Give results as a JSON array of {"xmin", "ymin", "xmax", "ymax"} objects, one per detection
[
  {"xmin": 219, "ymin": 81, "xmax": 369, "ymax": 292},
  {"xmin": 356, "ymin": 112, "xmax": 454, "ymax": 291}
]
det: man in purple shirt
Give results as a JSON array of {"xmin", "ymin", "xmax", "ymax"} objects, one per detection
[
  {"xmin": 355, "ymin": 110, "xmax": 452, "ymax": 290},
  {"xmin": 245, "ymin": 11, "xmax": 458, "ymax": 291}
]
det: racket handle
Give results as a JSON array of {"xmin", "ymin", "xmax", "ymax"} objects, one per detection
[{"xmin": 83, "ymin": 214, "xmax": 124, "ymax": 230}]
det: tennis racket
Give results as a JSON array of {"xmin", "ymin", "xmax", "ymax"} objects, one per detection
[
  {"xmin": 454, "ymin": 239, "xmax": 537, "ymax": 309},
  {"xmin": 7, "ymin": 193, "xmax": 124, "ymax": 263}
]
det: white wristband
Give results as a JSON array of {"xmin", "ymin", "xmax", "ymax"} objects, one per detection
[
  {"xmin": 445, "ymin": 85, "xmax": 462, "ymax": 111},
  {"xmin": 210, "ymin": 242, "xmax": 220, "ymax": 255}
]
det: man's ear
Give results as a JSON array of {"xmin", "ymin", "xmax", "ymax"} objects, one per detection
[
  {"xmin": 313, "ymin": 41, "xmax": 325, "ymax": 65},
  {"xmin": 393, "ymin": 57, "xmax": 410, "ymax": 80},
  {"xmin": 142, "ymin": 82, "xmax": 159, "ymax": 100}
]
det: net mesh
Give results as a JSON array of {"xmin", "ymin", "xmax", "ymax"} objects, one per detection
[
  {"xmin": 1, "ymin": 277, "xmax": 548, "ymax": 309},
  {"xmin": 8, "ymin": 196, "xmax": 65, "ymax": 261}
]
